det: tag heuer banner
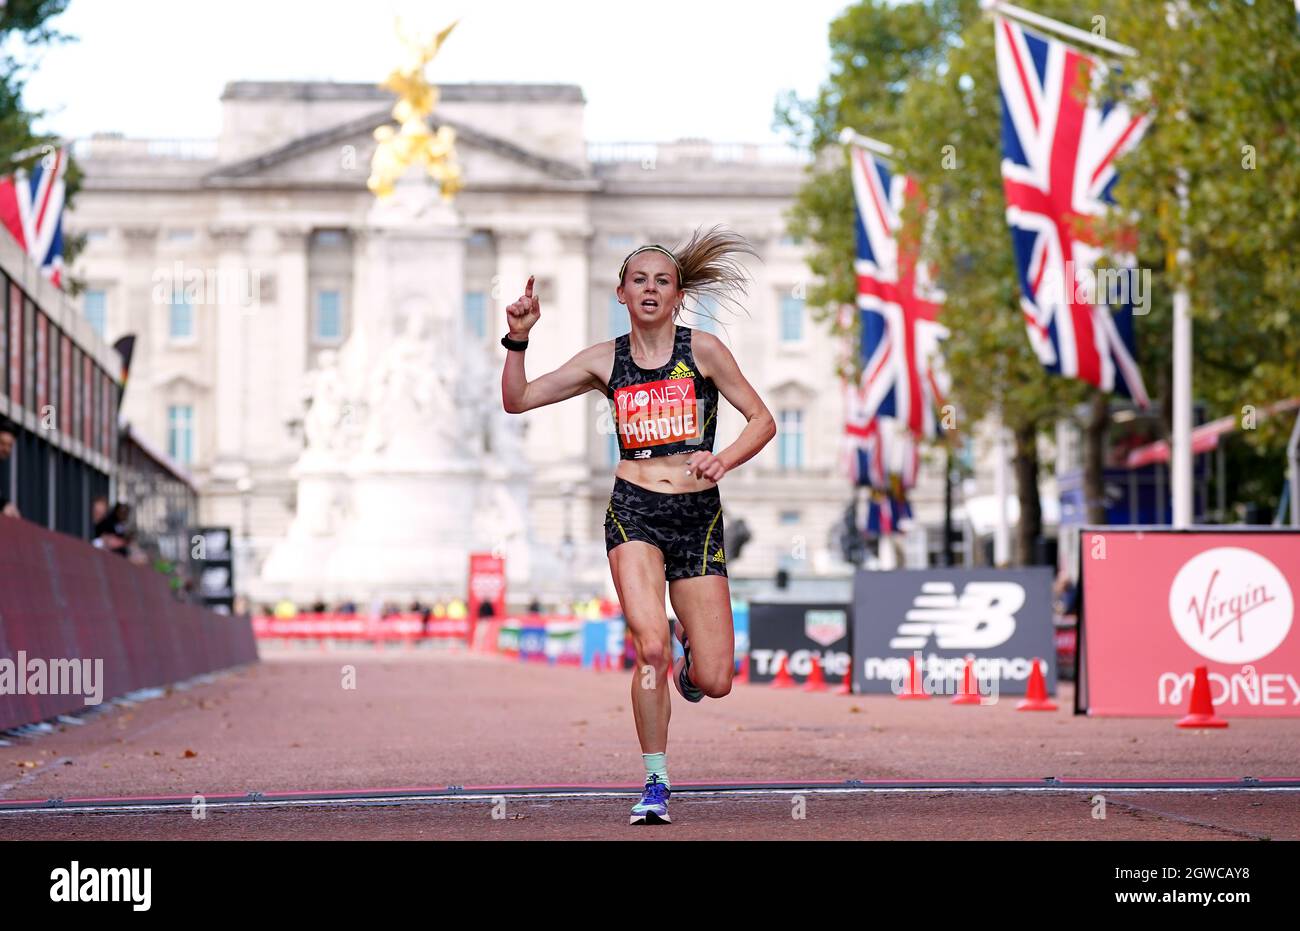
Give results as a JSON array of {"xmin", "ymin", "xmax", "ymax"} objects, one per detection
[
  {"xmin": 746, "ymin": 602, "xmax": 851, "ymax": 685},
  {"xmin": 851, "ymin": 568, "xmax": 1055, "ymax": 696}
]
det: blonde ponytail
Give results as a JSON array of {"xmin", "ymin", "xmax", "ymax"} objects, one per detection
[{"xmin": 671, "ymin": 225, "xmax": 760, "ymax": 329}]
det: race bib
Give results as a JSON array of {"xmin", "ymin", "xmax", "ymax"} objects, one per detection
[{"xmin": 614, "ymin": 378, "xmax": 700, "ymax": 449}]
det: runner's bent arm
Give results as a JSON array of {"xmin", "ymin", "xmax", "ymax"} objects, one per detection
[
  {"xmin": 692, "ymin": 332, "xmax": 776, "ymax": 472},
  {"xmin": 502, "ymin": 343, "xmax": 606, "ymax": 414}
]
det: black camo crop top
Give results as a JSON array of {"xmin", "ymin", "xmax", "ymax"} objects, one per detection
[{"xmin": 605, "ymin": 324, "xmax": 720, "ymax": 460}]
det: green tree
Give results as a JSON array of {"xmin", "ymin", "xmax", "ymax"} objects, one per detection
[
  {"xmin": 1098, "ymin": 0, "xmax": 1300, "ymax": 517},
  {"xmin": 777, "ymin": 0, "xmax": 1099, "ymax": 563},
  {"xmin": 0, "ymin": 1, "xmax": 84, "ymax": 289},
  {"xmin": 777, "ymin": 0, "xmax": 1298, "ymax": 556}
]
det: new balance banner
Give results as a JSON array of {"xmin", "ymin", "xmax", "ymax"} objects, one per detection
[
  {"xmin": 1080, "ymin": 529, "xmax": 1300, "ymax": 717},
  {"xmin": 746, "ymin": 602, "xmax": 851, "ymax": 685},
  {"xmin": 851, "ymin": 568, "xmax": 1055, "ymax": 695}
]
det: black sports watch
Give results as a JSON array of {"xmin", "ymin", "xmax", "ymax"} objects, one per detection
[{"xmin": 501, "ymin": 333, "xmax": 529, "ymax": 351}]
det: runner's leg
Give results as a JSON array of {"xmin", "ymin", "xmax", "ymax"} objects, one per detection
[
  {"xmin": 608, "ymin": 541, "xmax": 672, "ymax": 752},
  {"xmin": 668, "ymin": 575, "xmax": 735, "ymax": 697}
]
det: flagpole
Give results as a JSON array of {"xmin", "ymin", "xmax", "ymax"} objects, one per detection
[
  {"xmin": 978, "ymin": 0, "xmax": 1137, "ymax": 58},
  {"xmin": 837, "ymin": 128, "xmax": 896, "ymax": 159},
  {"xmin": 1168, "ymin": 1, "xmax": 1193, "ymax": 527},
  {"xmin": 993, "ymin": 413, "xmax": 1011, "ymax": 566}
]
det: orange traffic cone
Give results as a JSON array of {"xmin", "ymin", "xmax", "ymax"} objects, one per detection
[
  {"xmin": 1177, "ymin": 666, "xmax": 1228, "ymax": 728},
  {"xmin": 951, "ymin": 657, "xmax": 982, "ymax": 705},
  {"xmin": 735, "ymin": 655, "xmax": 750, "ymax": 685},
  {"xmin": 1016, "ymin": 658, "xmax": 1058, "ymax": 711},
  {"xmin": 770, "ymin": 655, "xmax": 796, "ymax": 689},
  {"xmin": 836, "ymin": 663, "xmax": 853, "ymax": 695},
  {"xmin": 898, "ymin": 653, "xmax": 931, "ymax": 700},
  {"xmin": 803, "ymin": 655, "xmax": 828, "ymax": 692}
]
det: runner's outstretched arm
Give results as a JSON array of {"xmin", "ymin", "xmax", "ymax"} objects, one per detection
[{"xmin": 500, "ymin": 275, "xmax": 605, "ymax": 413}]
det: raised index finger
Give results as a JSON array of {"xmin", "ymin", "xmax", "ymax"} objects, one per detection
[{"xmin": 524, "ymin": 275, "xmax": 534, "ymax": 298}]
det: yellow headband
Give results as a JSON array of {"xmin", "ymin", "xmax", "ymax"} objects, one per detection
[{"xmin": 618, "ymin": 244, "xmax": 683, "ymax": 285}]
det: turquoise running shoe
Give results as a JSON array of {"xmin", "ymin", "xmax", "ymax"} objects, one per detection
[{"xmin": 629, "ymin": 774, "xmax": 671, "ymax": 825}]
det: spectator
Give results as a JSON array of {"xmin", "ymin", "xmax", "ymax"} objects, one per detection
[
  {"xmin": 1053, "ymin": 569, "xmax": 1079, "ymax": 624},
  {"xmin": 0, "ymin": 418, "xmax": 19, "ymax": 519},
  {"xmin": 528, "ymin": 595, "xmax": 543, "ymax": 615},
  {"xmin": 94, "ymin": 502, "xmax": 132, "ymax": 558},
  {"xmin": 415, "ymin": 600, "xmax": 431, "ymax": 634},
  {"xmin": 90, "ymin": 496, "xmax": 110, "ymax": 546},
  {"xmin": 477, "ymin": 599, "xmax": 496, "ymax": 619}
]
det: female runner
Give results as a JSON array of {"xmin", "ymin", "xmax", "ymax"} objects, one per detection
[{"xmin": 500, "ymin": 226, "xmax": 776, "ymax": 824}]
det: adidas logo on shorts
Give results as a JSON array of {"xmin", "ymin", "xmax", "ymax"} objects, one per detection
[
  {"xmin": 711, "ymin": 548, "xmax": 725, "ymax": 563},
  {"xmin": 667, "ymin": 361, "xmax": 695, "ymax": 379}
]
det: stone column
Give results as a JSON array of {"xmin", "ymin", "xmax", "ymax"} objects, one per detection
[
  {"xmin": 208, "ymin": 225, "xmax": 249, "ymax": 473},
  {"xmin": 120, "ymin": 225, "xmax": 158, "ymax": 442},
  {"xmin": 274, "ymin": 224, "xmax": 311, "ymax": 459}
]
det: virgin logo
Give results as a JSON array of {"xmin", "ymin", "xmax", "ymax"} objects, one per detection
[{"xmin": 1168, "ymin": 547, "xmax": 1293, "ymax": 663}]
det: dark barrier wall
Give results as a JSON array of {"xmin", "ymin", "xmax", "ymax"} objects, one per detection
[{"xmin": 0, "ymin": 516, "xmax": 258, "ymax": 730}]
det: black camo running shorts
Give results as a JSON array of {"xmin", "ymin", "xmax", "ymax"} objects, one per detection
[{"xmin": 604, "ymin": 476, "xmax": 728, "ymax": 581}]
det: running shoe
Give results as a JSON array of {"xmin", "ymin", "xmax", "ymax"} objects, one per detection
[
  {"xmin": 629, "ymin": 774, "xmax": 671, "ymax": 825},
  {"xmin": 671, "ymin": 619, "xmax": 704, "ymax": 703}
]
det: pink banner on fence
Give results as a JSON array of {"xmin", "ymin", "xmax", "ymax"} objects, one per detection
[
  {"xmin": 1081, "ymin": 530, "xmax": 1300, "ymax": 717},
  {"xmin": 0, "ymin": 518, "xmax": 258, "ymax": 731}
]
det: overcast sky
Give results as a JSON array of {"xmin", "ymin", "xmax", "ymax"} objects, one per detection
[{"xmin": 18, "ymin": 0, "xmax": 850, "ymax": 147}]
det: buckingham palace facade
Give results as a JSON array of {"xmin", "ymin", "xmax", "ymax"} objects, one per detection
[{"xmin": 64, "ymin": 80, "xmax": 902, "ymax": 601}]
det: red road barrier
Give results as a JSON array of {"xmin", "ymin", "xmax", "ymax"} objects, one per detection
[
  {"xmin": 252, "ymin": 614, "xmax": 472, "ymax": 642},
  {"xmin": 0, "ymin": 518, "xmax": 257, "ymax": 731}
]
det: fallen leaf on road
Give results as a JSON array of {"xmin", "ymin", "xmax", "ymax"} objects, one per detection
[{"xmin": 182, "ymin": 749, "xmax": 197, "ymax": 758}]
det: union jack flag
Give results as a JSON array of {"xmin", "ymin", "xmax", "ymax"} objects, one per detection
[
  {"xmin": 850, "ymin": 143, "xmax": 949, "ymax": 439},
  {"xmin": 864, "ymin": 491, "xmax": 911, "ymax": 537},
  {"xmin": 995, "ymin": 16, "xmax": 1149, "ymax": 406},
  {"xmin": 0, "ymin": 147, "xmax": 68, "ymax": 289},
  {"xmin": 842, "ymin": 400, "xmax": 920, "ymax": 492}
]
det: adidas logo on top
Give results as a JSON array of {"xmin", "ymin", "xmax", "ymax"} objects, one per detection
[{"xmin": 668, "ymin": 361, "xmax": 695, "ymax": 379}]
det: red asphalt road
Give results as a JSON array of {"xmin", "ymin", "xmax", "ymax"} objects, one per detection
[{"xmin": 2, "ymin": 646, "xmax": 1298, "ymax": 840}]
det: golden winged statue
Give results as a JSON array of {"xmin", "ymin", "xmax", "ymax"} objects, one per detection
[{"xmin": 368, "ymin": 17, "xmax": 464, "ymax": 201}]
